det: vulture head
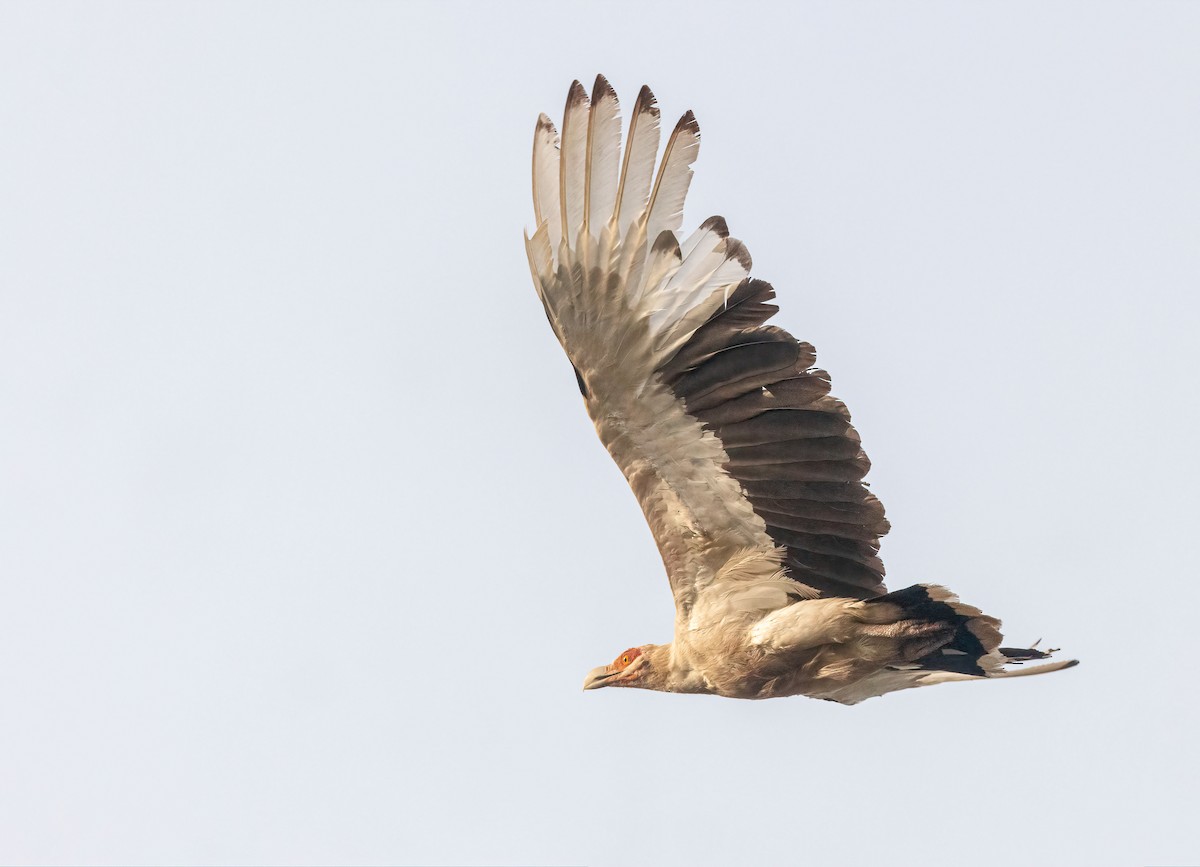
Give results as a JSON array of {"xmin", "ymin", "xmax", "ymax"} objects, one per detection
[{"xmin": 582, "ymin": 645, "xmax": 665, "ymax": 691}]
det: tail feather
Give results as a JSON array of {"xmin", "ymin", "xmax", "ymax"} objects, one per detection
[
  {"xmin": 861, "ymin": 583, "xmax": 1075, "ymax": 679},
  {"xmin": 824, "ymin": 584, "xmax": 1077, "ymax": 703},
  {"xmin": 1000, "ymin": 642, "xmax": 1054, "ymax": 661}
]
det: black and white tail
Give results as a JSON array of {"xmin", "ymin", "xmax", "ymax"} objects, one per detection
[{"xmin": 831, "ymin": 584, "xmax": 1078, "ymax": 704}]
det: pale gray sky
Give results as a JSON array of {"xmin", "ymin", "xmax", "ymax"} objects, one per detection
[{"xmin": 2, "ymin": 2, "xmax": 1198, "ymax": 865}]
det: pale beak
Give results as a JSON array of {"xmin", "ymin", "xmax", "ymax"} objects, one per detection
[{"xmin": 583, "ymin": 665, "xmax": 615, "ymax": 690}]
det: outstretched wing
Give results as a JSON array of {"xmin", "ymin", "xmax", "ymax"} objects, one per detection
[{"xmin": 525, "ymin": 77, "xmax": 890, "ymax": 615}]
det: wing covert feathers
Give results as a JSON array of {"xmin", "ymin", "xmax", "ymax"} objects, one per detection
[{"xmin": 526, "ymin": 76, "xmax": 889, "ymax": 608}]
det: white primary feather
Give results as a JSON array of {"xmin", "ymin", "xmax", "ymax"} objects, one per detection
[
  {"xmin": 678, "ymin": 217, "xmax": 724, "ymax": 260},
  {"xmin": 614, "ymin": 86, "xmax": 661, "ymax": 235},
  {"xmin": 531, "ymin": 114, "xmax": 562, "ymax": 254},
  {"xmin": 644, "ymin": 110, "xmax": 700, "ymax": 249},
  {"xmin": 585, "ymin": 76, "xmax": 621, "ymax": 239},
  {"xmin": 667, "ymin": 220, "xmax": 728, "ymax": 292},
  {"xmin": 652, "ymin": 247, "xmax": 751, "ymax": 359},
  {"xmin": 637, "ymin": 231, "xmax": 684, "ymax": 310},
  {"xmin": 559, "ymin": 81, "xmax": 590, "ymax": 249},
  {"xmin": 648, "ymin": 225, "xmax": 734, "ymax": 335}
]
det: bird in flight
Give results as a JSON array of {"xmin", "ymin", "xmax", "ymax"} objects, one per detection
[{"xmin": 524, "ymin": 76, "xmax": 1077, "ymax": 704}]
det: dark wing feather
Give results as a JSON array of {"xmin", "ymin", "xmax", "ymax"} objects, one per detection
[{"xmin": 658, "ymin": 277, "xmax": 890, "ymax": 598}]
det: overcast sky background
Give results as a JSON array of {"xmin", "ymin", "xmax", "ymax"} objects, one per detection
[{"xmin": 2, "ymin": 3, "xmax": 1198, "ymax": 866}]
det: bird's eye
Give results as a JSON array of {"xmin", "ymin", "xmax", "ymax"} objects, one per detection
[{"xmin": 613, "ymin": 647, "xmax": 641, "ymax": 669}]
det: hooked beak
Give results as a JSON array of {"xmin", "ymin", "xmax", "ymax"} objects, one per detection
[
  {"xmin": 583, "ymin": 655, "xmax": 645, "ymax": 690},
  {"xmin": 583, "ymin": 665, "xmax": 615, "ymax": 690}
]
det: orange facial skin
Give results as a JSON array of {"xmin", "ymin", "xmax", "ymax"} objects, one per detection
[{"xmin": 610, "ymin": 647, "xmax": 643, "ymax": 679}]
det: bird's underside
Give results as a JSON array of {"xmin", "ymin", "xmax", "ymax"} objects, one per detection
[{"xmin": 525, "ymin": 76, "xmax": 1077, "ymax": 704}]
